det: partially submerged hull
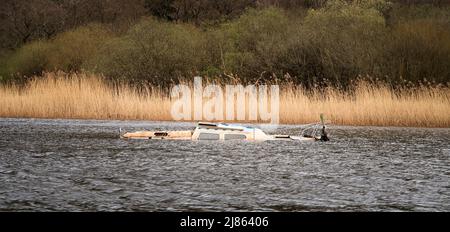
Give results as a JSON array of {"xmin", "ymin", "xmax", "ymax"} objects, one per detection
[
  {"xmin": 121, "ymin": 130, "xmax": 193, "ymax": 140},
  {"xmin": 121, "ymin": 122, "xmax": 324, "ymax": 141}
]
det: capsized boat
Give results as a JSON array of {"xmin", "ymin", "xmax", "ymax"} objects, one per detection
[{"xmin": 120, "ymin": 116, "xmax": 329, "ymax": 142}]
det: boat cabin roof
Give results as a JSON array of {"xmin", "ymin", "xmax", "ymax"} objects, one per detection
[{"xmin": 197, "ymin": 122, "xmax": 257, "ymax": 132}]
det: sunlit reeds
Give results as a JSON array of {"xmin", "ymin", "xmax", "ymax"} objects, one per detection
[{"xmin": 0, "ymin": 72, "xmax": 448, "ymax": 127}]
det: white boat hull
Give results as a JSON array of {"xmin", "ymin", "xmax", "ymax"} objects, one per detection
[{"xmin": 121, "ymin": 122, "xmax": 323, "ymax": 142}]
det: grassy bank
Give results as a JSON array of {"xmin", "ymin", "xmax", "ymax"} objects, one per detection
[{"xmin": 0, "ymin": 73, "xmax": 448, "ymax": 127}]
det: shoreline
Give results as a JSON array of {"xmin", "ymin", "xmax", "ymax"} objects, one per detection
[{"xmin": 1, "ymin": 116, "xmax": 449, "ymax": 129}]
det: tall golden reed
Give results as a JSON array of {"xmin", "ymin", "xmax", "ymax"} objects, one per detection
[
  {"xmin": 0, "ymin": 73, "xmax": 171, "ymax": 121},
  {"xmin": 0, "ymin": 72, "xmax": 449, "ymax": 127}
]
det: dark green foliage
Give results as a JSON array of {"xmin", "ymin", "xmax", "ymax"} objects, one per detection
[
  {"xmin": 89, "ymin": 18, "xmax": 207, "ymax": 84},
  {"xmin": 5, "ymin": 24, "xmax": 112, "ymax": 80},
  {"xmin": 385, "ymin": 20, "xmax": 450, "ymax": 84},
  {"xmin": 2, "ymin": 0, "xmax": 450, "ymax": 87}
]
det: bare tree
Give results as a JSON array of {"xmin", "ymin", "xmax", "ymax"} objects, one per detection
[
  {"xmin": 0, "ymin": 0, "xmax": 146, "ymax": 50},
  {"xmin": 0, "ymin": 0, "xmax": 65, "ymax": 49}
]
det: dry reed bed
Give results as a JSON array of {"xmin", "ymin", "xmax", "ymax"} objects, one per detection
[{"xmin": 0, "ymin": 73, "xmax": 449, "ymax": 127}]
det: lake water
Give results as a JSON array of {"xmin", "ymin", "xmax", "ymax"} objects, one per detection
[{"xmin": 0, "ymin": 118, "xmax": 449, "ymax": 211}]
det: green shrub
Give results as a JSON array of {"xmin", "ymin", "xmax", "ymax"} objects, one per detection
[
  {"xmin": 6, "ymin": 40, "xmax": 51, "ymax": 78},
  {"xmin": 217, "ymin": 7, "xmax": 292, "ymax": 79},
  {"xmin": 49, "ymin": 24, "xmax": 112, "ymax": 72},
  {"xmin": 91, "ymin": 17, "xmax": 207, "ymax": 84},
  {"xmin": 300, "ymin": 0, "xmax": 388, "ymax": 84},
  {"xmin": 385, "ymin": 20, "xmax": 450, "ymax": 83},
  {"xmin": 5, "ymin": 24, "xmax": 112, "ymax": 79}
]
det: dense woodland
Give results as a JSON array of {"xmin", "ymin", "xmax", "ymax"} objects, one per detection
[{"xmin": 1, "ymin": 0, "xmax": 450, "ymax": 87}]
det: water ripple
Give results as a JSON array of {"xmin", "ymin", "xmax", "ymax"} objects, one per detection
[{"xmin": 0, "ymin": 118, "xmax": 449, "ymax": 211}]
